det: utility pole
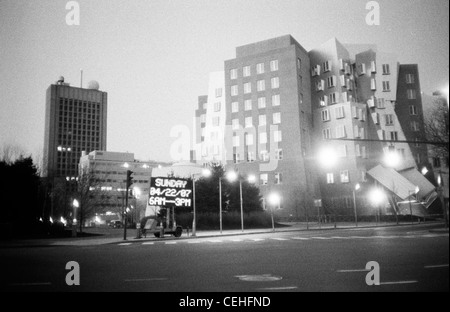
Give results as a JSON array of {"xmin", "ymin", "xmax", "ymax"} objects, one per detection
[{"xmin": 124, "ymin": 170, "xmax": 133, "ymax": 240}]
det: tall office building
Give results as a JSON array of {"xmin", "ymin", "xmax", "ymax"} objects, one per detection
[{"xmin": 43, "ymin": 77, "xmax": 108, "ymax": 180}]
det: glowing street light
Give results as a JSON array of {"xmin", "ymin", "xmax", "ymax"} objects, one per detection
[
  {"xmin": 267, "ymin": 193, "xmax": 280, "ymax": 232},
  {"xmin": 384, "ymin": 149, "xmax": 401, "ymax": 168},
  {"xmin": 223, "ymin": 170, "xmax": 244, "ymax": 233},
  {"xmin": 317, "ymin": 146, "xmax": 338, "ymax": 168},
  {"xmin": 421, "ymin": 167, "xmax": 429, "ymax": 175},
  {"xmin": 369, "ymin": 188, "xmax": 385, "ymax": 225},
  {"xmin": 247, "ymin": 174, "xmax": 257, "ymax": 184},
  {"xmin": 226, "ymin": 170, "xmax": 238, "ymax": 182}
]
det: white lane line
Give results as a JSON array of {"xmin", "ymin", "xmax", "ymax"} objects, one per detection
[
  {"xmin": 336, "ymin": 269, "xmax": 369, "ymax": 273},
  {"xmin": 118, "ymin": 243, "xmax": 132, "ymax": 246},
  {"xmin": 124, "ymin": 278, "xmax": 168, "ymax": 282},
  {"xmin": 252, "ymin": 238, "xmax": 265, "ymax": 242},
  {"xmin": 311, "ymin": 237, "xmax": 331, "ymax": 240},
  {"xmin": 208, "ymin": 240, "xmax": 223, "ymax": 243},
  {"xmin": 165, "ymin": 241, "xmax": 177, "ymax": 245},
  {"xmin": 271, "ymin": 238, "xmax": 289, "ymax": 241},
  {"xmin": 291, "ymin": 237, "xmax": 310, "ymax": 240},
  {"xmin": 424, "ymin": 264, "xmax": 449, "ymax": 269},
  {"xmin": 380, "ymin": 280, "xmax": 418, "ymax": 285},
  {"xmin": 257, "ymin": 286, "xmax": 298, "ymax": 291},
  {"xmin": 329, "ymin": 236, "xmax": 346, "ymax": 239},
  {"xmin": 187, "ymin": 240, "xmax": 202, "ymax": 244},
  {"xmin": 9, "ymin": 282, "xmax": 52, "ymax": 286},
  {"xmin": 142, "ymin": 242, "xmax": 154, "ymax": 245},
  {"xmin": 231, "ymin": 239, "xmax": 243, "ymax": 242}
]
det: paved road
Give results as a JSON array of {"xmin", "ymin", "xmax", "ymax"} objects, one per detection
[{"xmin": 0, "ymin": 224, "xmax": 448, "ymax": 292}]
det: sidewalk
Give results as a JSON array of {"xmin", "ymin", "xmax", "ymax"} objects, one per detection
[{"xmin": 1, "ymin": 221, "xmax": 446, "ymax": 248}]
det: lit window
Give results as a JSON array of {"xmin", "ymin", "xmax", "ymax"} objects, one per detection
[
  {"xmin": 243, "ymin": 66, "xmax": 251, "ymax": 77},
  {"xmin": 273, "ymin": 112, "xmax": 281, "ymax": 124},
  {"xmin": 271, "ymin": 77, "xmax": 280, "ymax": 89},
  {"xmin": 327, "ymin": 173, "xmax": 334, "ymax": 184},
  {"xmin": 244, "ymin": 117, "xmax": 252, "ymax": 128},
  {"xmin": 270, "ymin": 60, "xmax": 279, "ymax": 71},
  {"xmin": 244, "ymin": 99, "xmax": 252, "ymax": 111},
  {"xmin": 259, "ymin": 132, "xmax": 267, "ymax": 144},
  {"xmin": 274, "ymin": 130, "xmax": 282, "ymax": 142},
  {"xmin": 232, "ymin": 136, "xmax": 240, "ymax": 147},
  {"xmin": 230, "ymin": 69, "xmax": 238, "ymax": 80},
  {"xmin": 243, "ymin": 83, "xmax": 252, "ymax": 94},
  {"xmin": 320, "ymin": 95, "xmax": 328, "ymax": 107},
  {"xmin": 272, "ymin": 94, "xmax": 280, "ymax": 106},
  {"xmin": 258, "ymin": 97, "xmax": 266, "ymax": 109},
  {"xmin": 257, "ymin": 63, "xmax": 265, "ymax": 74},
  {"xmin": 340, "ymin": 170, "xmax": 349, "ymax": 183},
  {"xmin": 259, "ymin": 115, "xmax": 267, "ymax": 126},
  {"xmin": 232, "ymin": 119, "xmax": 240, "ymax": 130},
  {"xmin": 231, "ymin": 101, "xmax": 239, "ymax": 113},
  {"xmin": 231, "ymin": 85, "xmax": 238, "ymax": 96},
  {"xmin": 257, "ymin": 80, "xmax": 265, "ymax": 92},
  {"xmin": 245, "ymin": 133, "xmax": 254, "ymax": 146}
]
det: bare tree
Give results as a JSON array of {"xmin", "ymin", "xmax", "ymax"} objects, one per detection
[
  {"xmin": 424, "ymin": 95, "xmax": 449, "ymax": 159},
  {"xmin": 0, "ymin": 143, "xmax": 26, "ymax": 164}
]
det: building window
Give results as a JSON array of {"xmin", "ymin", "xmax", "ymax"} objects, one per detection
[
  {"xmin": 260, "ymin": 174, "xmax": 268, "ymax": 185},
  {"xmin": 411, "ymin": 121, "xmax": 419, "ymax": 132},
  {"xmin": 358, "ymin": 63, "xmax": 366, "ymax": 75},
  {"xmin": 329, "ymin": 93, "xmax": 338, "ymax": 104},
  {"xmin": 273, "ymin": 112, "xmax": 281, "ymax": 124},
  {"xmin": 214, "ymin": 102, "xmax": 221, "ymax": 112},
  {"xmin": 377, "ymin": 98, "xmax": 385, "ymax": 109},
  {"xmin": 258, "ymin": 97, "xmax": 266, "ymax": 109},
  {"xmin": 382, "ymin": 81, "xmax": 391, "ymax": 92},
  {"xmin": 316, "ymin": 79, "xmax": 325, "ymax": 91},
  {"xmin": 257, "ymin": 63, "xmax": 265, "ymax": 74},
  {"xmin": 257, "ymin": 80, "xmax": 265, "ymax": 92},
  {"xmin": 311, "ymin": 64, "xmax": 321, "ymax": 76},
  {"xmin": 200, "ymin": 114, "xmax": 206, "ymax": 123},
  {"xmin": 337, "ymin": 145, "xmax": 347, "ymax": 157},
  {"xmin": 232, "ymin": 118, "xmax": 240, "ymax": 130},
  {"xmin": 231, "ymin": 101, "xmax": 239, "ymax": 113},
  {"xmin": 272, "ymin": 94, "xmax": 280, "ymax": 107},
  {"xmin": 271, "ymin": 77, "xmax": 280, "ymax": 89},
  {"xmin": 406, "ymin": 74, "xmax": 415, "ymax": 84},
  {"xmin": 407, "ymin": 89, "xmax": 417, "ymax": 100},
  {"xmin": 336, "ymin": 125, "xmax": 346, "ymax": 138},
  {"xmin": 327, "ymin": 173, "xmax": 334, "ymax": 184},
  {"xmin": 275, "ymin": 149, "xmax": 283, "ymax": 160},
  {"xmin": 247, "ymin": 152, "xmax": 255, "ymax": 162},
  {"xmin": 335, "ymin": 106, "xmax": 345, "ymax": 119},
  {"xmin": 260, "ymin": 150, "xmax": 269, "ymax": 161},
  {"xmin": 212, "ymin": 117, "xmax": 220, "ymax": 127},
  {"xmin": 340, "ymin": 170, "xmax": 350, "ymax": 183},
  {"xmin": 270, "ymin": 60, "xmax": 279, "ymax": 71},
  {"xmin": 382, "ymin": 64, "xmax": 390, "ymax": 75},
  {"xmin": 275, "ymin": 173, "xmax": 282, "ymax": 184},
  {"xmin": 244, "ymin": 117, "xmax": 252, "ymax": 128},
  {"xmin": 320, "ymin": 95, "xmax": 328, "ymax": 107},
  {"xmin": 259, "ymin": 132, "xmax": 267, "ymax": 144},
  {"xmin": 327, "ymin": 76, "xmax": 337, "ymax": 88},
  {"xmin": 243, "ymin": 65, "xmax": 251, "ymax": 77},
  {"xmin": 385, "ymin": 114, "xmax": 394, "ymax": 126},
  {"xmin": 233, "ymin": 153, "xmax": 240, "ymax": 164},
  {"xmin": 371, "ymin": 78, "xmax": 377, "ymax": 90},
  {"xmin": 245, "ymin": 133, "xmax": 254, "ymax": 146},
  {"xmin": 409, "ymin": 105, "xmax": 418, "ymax": 115},
  {"xmin": 297, "ymin": 58, "xmax": 301, "ymax": 70},
  {"xmin": 371, "ymin": 61, "xmax": 377, "ymax": 73},
  {"xmin": 244, "ymin": 99, "xmax": 252, "ymax": 111},
  {"xmin": 244, "ymin": 82, "xmax": 252, "ymax": 94},
  {"xmin": 215, "ymin": 88, "xmax": 223, "ymax": 98},
  {"xmin": 232, "ymin": 136, "xmax": 240, "ymax": 147},
  {"xmin": 274, "ymin": 130, "xmax": 282, "ymax": 143},
  {"xmin": 323, "ymin": 60, "xmax": 332, "ymax": 73},
  {"xmin": 322, "ymin": 128, "xmax": 331, "ymax": 139},
  {"xmin": 231, "ymin": 85, "xmax": 238, "ymax": 96},
  {"xmin": 390, "ymin": 131, "xmax": 398, "ymax": 141},
  {"xmin": 230, "ymin": 68, "xmax": 238, "ymax": 80},
  {"xmin": 321, "ymin": 109, "xmax": 330, "ymax": 122},
  {"xmin": 259, "ymin": 114, "xmax": 267, "ymax": 126},
  {"xmin": 433, "ymin": 157, "xmax": 441, "ymax": 168}
]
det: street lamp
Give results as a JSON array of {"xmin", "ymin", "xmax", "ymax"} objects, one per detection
[
  {"xmin": 225, "ymin": 170, "xmax": 245, "ymax": 233},
  {"xmin": 268, "ymin": 193, "xmax": 280, "ymax": 232},
  {"xmin": 192, "ymin": 168, "xmax": 212, "ymax": 237},
  {"xmin": 72, "ymin": 199, "xmax": 79, "ymax": 237},
  {"xmin": 384, "ymin": 148, "xmax": 401, "ymax": 168},
  {"xmin": 369, "ymin": 188, "xmax": 385, "ymax": 224},
  {"xmin": 317, "ymin": 146, "xmax": 338, "ymax": 169},
  {"xmin": 353, "ymin": 183, "xmax": 361, "ymax": 227},
  {"xmin": 408, "ymin": 186, "xmax": 420, "ymax": 224}
]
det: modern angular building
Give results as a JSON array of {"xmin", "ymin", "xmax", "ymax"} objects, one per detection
[{"xmin": 195, "ymin": 35, "xmax": 436, "ymax": 219}]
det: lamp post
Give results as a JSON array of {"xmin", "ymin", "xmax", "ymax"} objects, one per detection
[
  {"xmin": 369, "ymin": 188, "xmax": 385, "ymax": 225},
  {"xmin": 226, "ymin": 171, "xmax": 245, "ymax": 233},
  {"xmin": 353, "ymin": 183, "xmax": 360, "ymax": 227},
  {"xmin": 192, "ymin": 168, "xmax": 212, "ymax": 237},
  {"xmin": 408, "ymin": 186, "xmax": 420, "ymax": 225},
  {"xmin": 72, "ymin": 199, "xmax": 79, "ymax": 237},
  {"xmin": 268, "ymin": 193, "xmax": 280, "ymax": 232}
]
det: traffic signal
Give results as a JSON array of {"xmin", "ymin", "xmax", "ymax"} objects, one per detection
[{"xmin": 126, "ymin": 170, "xmax": 134, "ymax": 189}]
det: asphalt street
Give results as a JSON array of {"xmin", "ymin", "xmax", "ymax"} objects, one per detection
[{"xmin": 0, "ymin": 224, "xmax": 448, "ymax": 292}]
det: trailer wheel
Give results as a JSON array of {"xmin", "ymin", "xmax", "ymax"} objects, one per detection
[{"xmin": 174, "ymin": 227, "xmax": 183, "ymax": 238}]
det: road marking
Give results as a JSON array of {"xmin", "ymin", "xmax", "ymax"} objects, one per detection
[
  {"xmin": 124, "ymin": 278, "xmax": 168, "ymax": 282},
  {"xmin": 208, "ymin": 239, "xmax": 223, "ymax": 243},
  {"xmin": 142, "ymin": 242, "xmax": 154, "ymax": 245},
  {"xmin": 379, "ymin": 280, "xmax": 418, "ymax": 285},
  {"xmin": 257, "ymin": 286, "xmax": 298, "ymax": 290},
  {"xmin": 235, "ymin": 274, "xmax": 283, "ymax": 282},
  {"xmin": 291, "ymin": 237, "xmax": 310, "ymax": 240},
  {"xmin": 118, "ymin": 243, "xmax": 132, "ymax": 246},
  {"xmin": 424, "ymin": 264, "xmax": 449, "ymax": 269},
  {"xmin": 252, "ymin": 238, "xmax": 265, "ymax": 242},
  {"xmin": 187, "ymin": 240, "xmax": 202, "ymax": 244},
  {"xmin": 329, "ymin": 236, "xmax": 346, "ymax": 239},
  {"xmin": 231, "ymin": 239, "xmax": 243, "ymax": 242},
  {"xmin": 311, "ymin": 237, "xmax": 331, "ymax": 240},
  {"xmin": 9, "ymin": 282, "xmax": 52, "ymax": 286},
  {"xmin": 271, "ymin": 238, "xmax": 289, "ymax": 241},
  {"xmin": 336, "ymin": 269, "xmax": 369, "ymax": 273},
  {"xmin": 165, "ymin": 241, "xmax": 177, "ymax": 245}
]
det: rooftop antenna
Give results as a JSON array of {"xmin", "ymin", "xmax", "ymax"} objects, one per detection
[{"xmin": 80, "ymin": 69, "xmax": 83, "ymax": 88}]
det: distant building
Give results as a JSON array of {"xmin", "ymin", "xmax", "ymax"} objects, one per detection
[{"xmin": 78, "ymin": 150, "xmax": 169, "ymax": 224}]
